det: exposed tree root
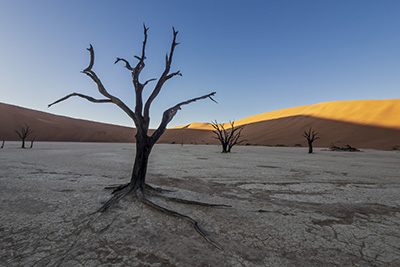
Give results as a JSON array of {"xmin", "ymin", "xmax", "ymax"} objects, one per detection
[
  {"xmin": 98, "ymin": 186, "xmax": 133, "ymax": 212},
  {"xmin": 105, "ymin": 183, "xmax": 173, "ymax": 194},
  {"xmin": 144, "ymin": 183, "xmax": 174, "ymax": 193},
  {"xmin": 148, "ymin": 192, "xmax": 231, "ymax": 208},
  {"xmin": 99, "ymin": 183, "xmax": 228, "ymax": 249},
  {"xmin": 136, "ymin": 190, "xmax": 222, "ymax": 250},
  {"xmin": 104, "ymin": 183, "xmax": 130, "ymax": 194},
  {"xmin": 103, "ymin": 183, "xmax": 230, "ymax": 209}
]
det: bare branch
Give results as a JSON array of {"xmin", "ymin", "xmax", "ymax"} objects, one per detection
[
  {"xmin": 114, "ymin": 58, "xmax": 134, "ymax": 71},
  {"xmin": 143, "ymin": 27, "xmax": 181, "ymax": 126},
  {"xmin": 208, "ymin": 95, "xmax": 218, "ymax": 104},
  {"xmin": 165, "ymin": 27, "xmax": 179, "ymax": 66},
  {"xmin": 141, "ymin": 24, "xmax": 149, "ymax": 61},
  {"xmin": 48, "ymin": 93, "xmax": 112, "ymax": 108},
  {"xmin": 303, "ymin": 127, "xmax": 319, "ymax": 142},
  {"xmin": 143, "ymin": 78, "xmax": 157, "ymax": 87},
  {"xmin": 151, "ymin": 92, "xmax": 217, "ymax": 143},
  {"xmin": 14, "ymin": 130, "xmax": 23, "ymax": 139},
  {"xmin": 166, "ymin": 70, "xmax": 182, "ymax": 80},
  {"xmin": 80, "ymin": 45, "xmax": 138, "ymax": 124},
  {"xmin": 129, "ymin": 25, "xmax": 150, "ymax": 122},
  {"xmin": 132, "ymin": 24, "xmax": 149, "ymax": 71},
  {"xmin": 83, "ymin": 44, "xmax": 94, "ymax": 72}
]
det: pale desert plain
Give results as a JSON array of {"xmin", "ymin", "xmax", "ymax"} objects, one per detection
[{"xmin": 1, "ymin": 142, "xmax": 400, "ymax": 266}]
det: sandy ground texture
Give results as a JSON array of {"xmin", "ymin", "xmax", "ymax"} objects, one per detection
[{"xmin": 1, "ymin": 142, "xmax": 400, "ymax": 266}]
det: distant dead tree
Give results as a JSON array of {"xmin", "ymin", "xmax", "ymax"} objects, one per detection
[
  {"xmin": 30, "ymin": 137, "xmax": 36, "ymax": 149},
  {"xmin": 49, "ymin": 25, "xmax": 226, "ymax": 248},
  {"xmin": 1, "ymin": 140, "xmax": 4, "ymax": 149},
  {"xmin": 303, "ymin": 127, "xmax": 319, "ymax": 153},
  {"xmin": 211, "ymin": 120, "xmax": 245, "ymax": 153},
  {"xmin": 15, "ymin": 124, "xmax": 33, "ymax": 149}
]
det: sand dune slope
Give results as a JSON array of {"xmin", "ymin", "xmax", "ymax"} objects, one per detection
[
  {"xmin": 175, "ymin": 99, "xmax": 400, "ymax": 131},
  {"xmin": 1, "ymin": 100, "xmax": 399, "ymax": 150},
  {"xmin": 159, "ymin": 116, "xmax": 400, "ymax": 150},
  {"xmin": 167, "ymin": 99, "xmax": 400, "ymax": 150},
  {"xmin": 0, "ymin": 103, "xmax": 135, "ymax": 142}
]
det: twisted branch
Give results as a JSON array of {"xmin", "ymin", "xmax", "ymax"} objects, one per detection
[
  {"xmin": 143, "ymin": 27, "xmax": 180, "ymax": 127},
  {"xmin": 15, "ymin": 123, "xmax": 33, "ymax": 139},
  {"xmin": 303, "ymin": 127, "xmax": 320, "ymax": 142},
  {"xmin": 48, "ymin": 93, "xmax": 112, "ymax": 108},
  {"xmin": 49, "ymin": 44, "xmax": 138, "ymax": 125},
  {"xmin": 114, "ymin": 58, "xmax": 134, "ymax": 71},
  {"xmin": 151, "ymin": 92, "xmax": 216, "ymax": 142}
]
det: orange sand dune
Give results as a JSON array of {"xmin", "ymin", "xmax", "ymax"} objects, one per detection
[
  {"xmin": 1, "ymin": 100, "xmax": 399, "ymax": 150},
  {"xmin": 0, "ymin": 103, "xmax": 136, "ymax": 142},
  {"xmin": 160, "ymin": 115, "xmax": 400, "ymax": 150},
  {"xmin": 173, "ymin": 99, "xmax": 400, "ymax": 131}
]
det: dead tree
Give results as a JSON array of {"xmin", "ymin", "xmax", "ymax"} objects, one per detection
[
  {"xmin": 303, "ymin": 127, "xmax": 319, "ymax": 153},
  {"xmin": 1, "ymin": 140, "xmax": 4, "ymax": 149},
  {"xmin": 30, "ymin": 137, "xmax": 35, "ymax": 149},
  {"xmin": 211, "ymin": 120, "xmax": 245, "ymax": 153},
  {"xmin": 49, "ymin": 25, "xmax": 226, "ymax": 248},
  {"xmin": 15, "ymin": 124, "xmax": 33, "ymax": 149}
]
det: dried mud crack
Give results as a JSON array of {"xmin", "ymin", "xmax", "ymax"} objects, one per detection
[{"xmin": 1, "ymin": 143, "xmax": 400, "ymax": 266}]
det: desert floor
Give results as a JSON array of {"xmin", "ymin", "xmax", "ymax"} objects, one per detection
[{"xmin": 1, "ymin": 142, "xmax": 399, "ymax": 266}]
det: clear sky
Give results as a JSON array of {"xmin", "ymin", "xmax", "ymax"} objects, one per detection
[{"xmin": 1, "ymin": 1, "xmax": 399, "ymax": 129}]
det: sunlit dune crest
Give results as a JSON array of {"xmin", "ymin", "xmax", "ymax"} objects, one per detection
[
  {"xmin": 177, "ymin": 122, "xmax": 212, "ymax": 130},
  {"xmin": 171, "ymin": 99, "xmax": 400, "ymax": 130}
]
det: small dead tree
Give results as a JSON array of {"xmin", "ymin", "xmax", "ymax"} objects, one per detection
[
  {"xmin": 15, "ymin": 124, "xmax": 33, "ymax": 149},
  {"xmin": 211, "ymin": 120, "xmax": 245, "ymax": 153},
  {"xmin": 49, "ymin": 25, "xmax": 226, "ymax": 248},
  {"xmin": 30, "ymin": 137, "xmax": 36, "ymax": 149},
  {"xmin": 1, "ymin": 140, "xmax": 4, "ymax": 149},
  {"xmin": 303, "ymin": 127, "xmax": 319, "ymax": 153}
]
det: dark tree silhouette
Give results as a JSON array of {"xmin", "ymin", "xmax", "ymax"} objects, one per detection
[
  {"xmin": 1, "ymin": 140, "xmax": 4, "ymax": 149},
  {"xmin": 211, "ymin": 120, "xmax": 245, "ymax": 153},
  {"xmin": 303, "ymin": 127, "xmax": 319, "ymax": 153},
  {"xmin": 30, "ymin": 137, "xmax": 35, "ymax": 149},
  {"xmin": 15, "ymin": 124, "xmax": 33, "ymax": 149},
  {"xmin": 49, "ymin": 25, "xmax": 226, "ymax": 248}
]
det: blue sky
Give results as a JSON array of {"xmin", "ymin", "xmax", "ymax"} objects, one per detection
[{"xmin": 1, "ymin": 1, "xmax": 399, "ymax": 129}]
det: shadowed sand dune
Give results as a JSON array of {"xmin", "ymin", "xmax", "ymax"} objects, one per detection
[
  {"xmin": 160, "ymin": 116, "xmax": 400, "ymax": 150},
  {"xmin": 1, "ymin": 100, "xmax": 399, "ymax": 150},
  {"xmin": 0, "ymin": 103, "xmax": 136, "ymax": 142}
]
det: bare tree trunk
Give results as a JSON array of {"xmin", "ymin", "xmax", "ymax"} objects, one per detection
[
  {"xmin": 1, "ymin": 140, "xmax": 4, "ymax": 149},
  {"xmin": 308, "ymin": 141, "xmax": 313, "ymax": 153},
  {"xmin": 130, "ymin": 136, "xmax": 153, "ymax": 192},
  {"xmin": 30, "ymin": 138, "xmax": 35, "ymax": 149},
  {"xmin": 222, "ymin": 143, "xmax": 228, "ymax": 153},
  {"xmin": 21, "ymin": 138, "xmax": 26, "ymax": 149}
]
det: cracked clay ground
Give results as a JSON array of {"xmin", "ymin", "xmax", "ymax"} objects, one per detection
[{"xmin": 1, "ymin": 142, "xmax": 399, "ymax": 266}]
